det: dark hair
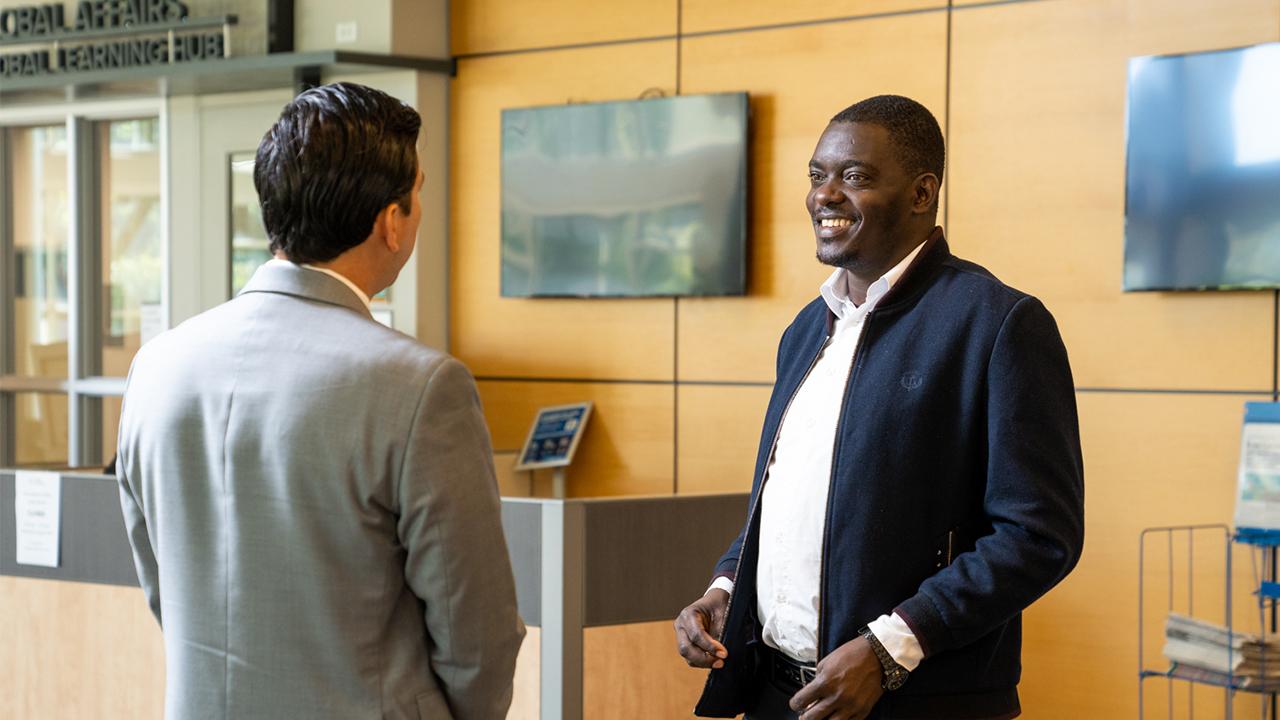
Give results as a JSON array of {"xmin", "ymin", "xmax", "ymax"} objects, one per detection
[
  {"xmin": 254, "ymin": 82, "xmax": 422, "ymax": 263},
  {"xmin": 831, "ymin": 95, "xmax": 945, "ymax": 185}
]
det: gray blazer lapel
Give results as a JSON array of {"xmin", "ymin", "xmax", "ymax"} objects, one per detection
[{"xmin": 239, "ymin": 262, "xmax": 373, "ymax": 319}]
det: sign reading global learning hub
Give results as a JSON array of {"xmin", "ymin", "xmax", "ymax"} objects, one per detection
[{"xmin": 0, "ymin": 1, "xmax": 232, "ymax": 79}]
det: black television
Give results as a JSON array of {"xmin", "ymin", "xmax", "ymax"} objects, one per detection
[
  {"xmin": 1123, "ymin": 42, "xmax": 1280, "ymax": 291},
  {"xmin": 500, "ymin": 92, "xmax": 748, "ymax": 298}
]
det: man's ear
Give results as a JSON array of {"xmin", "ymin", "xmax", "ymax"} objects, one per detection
[
  {"xmin": 912, "ymin": 173, "xmax": 940, "ymax": 215},
  {"xmin": 379, "ymin": 202, "xmax": 404, "ymax": 254}
]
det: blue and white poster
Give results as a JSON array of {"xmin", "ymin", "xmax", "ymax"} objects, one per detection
[{"xmin": 515, "ymin": 402, "xmax": 593, "ymax": 471}]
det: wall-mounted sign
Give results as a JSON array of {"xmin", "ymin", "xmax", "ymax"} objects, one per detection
[
  {"xmin": 15, "ymin": 470, "xmax": 61, "ymax": 568},
  {"xmin": 0, "ymin": 1, "xmax": 234, "ymax": 79},
  {"xmin": 1236, "ymin": 402, "xmax": 1280, "ymax": 532},
  {"xmin": 514, "ymin": 402, "xmax": 593, "ymax": 472}
]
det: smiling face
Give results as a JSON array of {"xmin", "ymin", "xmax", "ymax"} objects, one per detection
[{"xmin": 806, "ymin": 121, "xmax": 936, "ymax": 276}]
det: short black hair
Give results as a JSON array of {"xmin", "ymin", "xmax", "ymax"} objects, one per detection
[
  {"xmin": 831, "ymin": 95, "xmax": 944, "ymax": 184},
  {"xmin": 254, "ymin": 82, "xmax": 422, "ymax": 263}
]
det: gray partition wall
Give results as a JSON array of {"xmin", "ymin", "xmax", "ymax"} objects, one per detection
[
  {"xmin": 1, "ymin": 469, "xmax": 749, "ymax": 720},
  {"xmin": 582, "ymin": 494, "xmax": 748, "ymax": 626},
  {"xmin": 515, "ymin": 493, "xmax": 750, "ymax": 720},
  {"xmin": 501, "ymin": 499, "xmax": 543, "ymax": 625},
  {"xmin": 0, "ymin": 470, "xmax": 139, "ymax": 586}
]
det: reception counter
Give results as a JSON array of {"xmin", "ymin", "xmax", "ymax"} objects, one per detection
[{"xmin": 0, "ymin": 469, "xmax": 748, "ymax": 719}]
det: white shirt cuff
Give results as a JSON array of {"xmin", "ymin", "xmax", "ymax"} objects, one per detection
[
  {"xmin": 707, "ymin": 576, "xmax": 735, "ymax": 596},
  {"xmin": 867, "ymin": 613, "xmax": 923, "ymax": 671}
]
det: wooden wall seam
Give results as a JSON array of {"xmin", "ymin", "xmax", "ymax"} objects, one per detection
[
  {"xmin": 675, "ymin": 5, "xmax": 949, "ymax": 42},
  {"xmin": 673, "ymin": 0, "xmax": 682, "ymax": 495},
  {"xmin": 672, "ymin": 297, "xmax": 680, "ymax": 494},
  {"xmin": 944, "ymin": 0, "xmax": 953, "ymax": 231},
  {"xmin": 474, "ymin": 377, "xmax": 773, "ymax": 387},
  {"xmin": 453, "ymin": 33, "xmax": 678, "ymax": 61},
  {"xmin": 450, "ymin": 0, "xmax": 1084, "ymax": 61},
  {"xmin": 1075, "ymin": 387, "xmax": 1277, "ymax": 396},
  {"xmin": 454, "ymin": 5, "xmax": 950, "ymax": 60},
  {"xmin": 474, "ymin": 377, "xmax": 1273, "ymax": 395}
]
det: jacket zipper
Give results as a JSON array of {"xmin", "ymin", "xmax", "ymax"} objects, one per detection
[
  {"xmin": 701, "ymin": 329, "xmax": 829, "ymax": 695},
  {"xmin": 817, "ymin": 311, "xmax": 874, "ymax": 659}
]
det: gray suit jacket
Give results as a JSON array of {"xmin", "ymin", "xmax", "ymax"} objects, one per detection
[{"xmin": 117, "ymin": 262, "xmax": 525, "ymax": 720}]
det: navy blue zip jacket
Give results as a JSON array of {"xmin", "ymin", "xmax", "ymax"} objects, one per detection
[{"xmin": 695, "ymin": 230, "xmax": 1085, "ymax": 719}]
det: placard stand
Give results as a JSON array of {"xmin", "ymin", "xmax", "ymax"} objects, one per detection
[
  {"xmin": 514, "ymin": 402, "xmax": 592, "ymax": 500},
  {"xmin": 524, "ymin": 467, "xmax": 569, "ymax": 499},
  {"xmin": 552, "ymin": 467, "xmax": 567, "ymax": 499}
]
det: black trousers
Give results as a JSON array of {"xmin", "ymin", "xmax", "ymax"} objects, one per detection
[
  {"xmin": 744, "ymin": 678, "xmax": 800, "ymax": 720},
  {"xmin": 745, "ymin": 677, "xmax": 884, "ymax": 720}
]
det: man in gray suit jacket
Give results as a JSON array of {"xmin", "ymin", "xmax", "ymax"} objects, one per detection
[{"xmin": 116, "ymin": 82, "xmax": 525, "ymax": 720}]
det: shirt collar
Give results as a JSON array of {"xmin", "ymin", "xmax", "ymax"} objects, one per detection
[
  {"xmin": 265, "ymin": 258, "xmax": 371, "ymax": 309},
  {"xmin": 819, "ymin": 241, "xmax": 927, "ymax": 321}
]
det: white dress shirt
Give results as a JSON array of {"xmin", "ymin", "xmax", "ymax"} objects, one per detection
[
  {"xmin": 711, "ymin": 243, "xmax": 925, "ymax": 671},
  {"xmin": 265, "ymin": 258, "xmax": 372, "ymax": 309}
]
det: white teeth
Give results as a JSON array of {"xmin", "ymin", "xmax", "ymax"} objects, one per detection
[{"xmin": 820, "ymin": 218, "xmax": 852, "ymax": 228}]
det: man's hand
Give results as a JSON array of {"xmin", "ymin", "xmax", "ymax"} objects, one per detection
[
  {"xmin": 674, "ymin": 588, "xmax": 730, "ymax": 669},
  {"xmin": 788, "ymin": 635, "xmax": 884, "ymax": 720}
]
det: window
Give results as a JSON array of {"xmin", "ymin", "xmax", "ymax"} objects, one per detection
[{"xmin": 14, "ymin": 392, "xmax": 68, "ymax": 467}]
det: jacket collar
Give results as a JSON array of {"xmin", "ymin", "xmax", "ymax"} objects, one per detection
[
  {"xmin": 823, "ymin": 226, "xmax": 949, "ymax": 335},
  {"xmin": 238, "ymin": 261, "xmax": 374, "ymax": 319}
]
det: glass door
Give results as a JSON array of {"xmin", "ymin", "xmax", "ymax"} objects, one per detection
[
  {"xmin": 96, "ymin": 118, "xmax": 163, "ymax": 461},
  {"xmin": 0, "ymin": 111, "xmax": 163, "ymax": 469},
  {"xmin": 2, "ymin": 125, "xmax": 70, "ymax": 467}
]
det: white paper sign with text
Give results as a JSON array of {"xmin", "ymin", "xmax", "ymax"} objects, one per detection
[{"xmin": 15, "ymin": 471, "xmax": 61, "ymax": 567}]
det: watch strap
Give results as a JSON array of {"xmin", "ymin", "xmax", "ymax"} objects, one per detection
[{"xmin": 858, "ymin": 625, "xmax": 909, "ymax": 691}]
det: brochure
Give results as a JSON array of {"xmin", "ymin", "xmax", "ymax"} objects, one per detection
[{"xmin": 1235, "ymin": 402, "xmax": 1280, "ymax": 532}]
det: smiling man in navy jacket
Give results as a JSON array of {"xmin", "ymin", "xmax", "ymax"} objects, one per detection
[{"xmin": 674, "ymin": 95, "xmax": 1085, "ymax": 720}]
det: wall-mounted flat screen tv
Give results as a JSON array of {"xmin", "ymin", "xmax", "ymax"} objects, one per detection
[
  {"xmin": 501, "ymin": 92, "xmax": 748, "ymax": 297},
  {"xmin": 1124, "ymin": 42, "xmax": 1280, "ymax": 291}
]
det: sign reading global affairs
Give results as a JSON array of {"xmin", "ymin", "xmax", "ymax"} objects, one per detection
[{"xmin": 0, "ymin": 1, "xmax": 230, "ymax": 79}]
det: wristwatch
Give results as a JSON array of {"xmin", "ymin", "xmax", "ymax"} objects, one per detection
[{"xmin": 858, "ymin": 626, "xmax": 910, "ymax": 691}]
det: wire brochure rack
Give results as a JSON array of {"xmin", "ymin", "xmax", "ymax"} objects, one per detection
[{"xmin": 1139, "ymin": 524, "xmax": 1280, "ymax": 719}]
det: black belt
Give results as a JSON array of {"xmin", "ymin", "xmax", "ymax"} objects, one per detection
[{"xmin": 765, "ymin": 645, "xmax": 817, "ymax": 693}]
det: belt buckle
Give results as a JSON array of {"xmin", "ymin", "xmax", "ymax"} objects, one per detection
[{"xmin": 774, "ymin": 651, "xmax": 817, "ymax": 689}]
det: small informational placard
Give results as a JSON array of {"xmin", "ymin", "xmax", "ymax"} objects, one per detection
[
  {"xmin": 513, "ymin": 402, "xmax": 593, "ymax": 472},
  {"xmin": 14, "ymin": 471, "xmax": 61, "ymax": 568},
  {"xmin": 1235, "ymin": 402, "xmax": 1280, "ymax": 531}
]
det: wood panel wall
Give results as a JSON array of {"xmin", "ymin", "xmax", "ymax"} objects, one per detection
[
  {"xmin": 0, "ymin": 576, "xmax": 541, "ymax": 720},
  {"xmin": 0, "ymin": 577, "xmax": 165, "ymax": 719},
  {"xmin": 450, "ymin": 0, "xmax": 1280, "ymax": 717},
  {"xmin": 582, "ymin": 620, "xmax": 708, "ymax": 719}
]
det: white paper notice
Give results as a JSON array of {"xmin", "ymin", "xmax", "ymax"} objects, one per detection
[
  {"xmin": 1236, "ymin": 422, "xmax": 1280, "ymax": 530},
  {"xmin": 15, "ymin": 471, "xmax": 61, "ymax": 567}
]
